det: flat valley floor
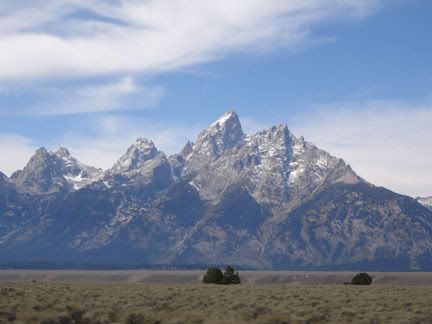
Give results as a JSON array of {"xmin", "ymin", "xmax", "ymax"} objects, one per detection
[{"xmin": 1, "ymin": 271, "xmax": 432, "ymax": 323}]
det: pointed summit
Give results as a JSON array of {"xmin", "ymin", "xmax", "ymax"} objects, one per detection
[
  {"xmin": 210, "ymin": 111, "xmax": 240, "ymax": 127},
  {"xmin": 10, "ymin": 147, "xmax": 67, "ymax": 194},
  {"xmin": 109, "ymin": 138, "xmax": 159, "ymax": 174},
  {"xmin": 193, "ymin": 111, "xmax": 244, "ymax": 159},
  {"xmin": 11, "ymin": 147, "xmax": 102, "ymax": 193},
  {"xmin": 32, "ymin": 147, "xmax": 50, "ymax": 159},
  {"xmin": 55, "ymin": 147, "xmax": 71, "ymax": 158},
  {"xmin": 180, "ymin": 141, "xmax": 194, "ymax": 158},
  {"xmin": 135, "ymin": 138, "xmax": 157, "ymax": 152},
  {"xmin": 105, "ymin": 138, "xmax": 173, "ymax": 189}
]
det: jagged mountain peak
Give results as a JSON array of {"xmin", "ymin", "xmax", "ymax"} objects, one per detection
[
  {"xmin": 11, "ymin": 147, "xmax": 102, "ymax": 193},
  {"xmin": 16, "ymin": 147, "xmax": 56, "ymax": 171},
  {"xmin": 55, "ymin": 147, "xmax": 71, "ymax": 158},
  {"xmin": 249, "ymin": 124, "xmax": 294, "ymax": 145},
  {"xmin": 34, "ymin": 146, "xmax": 49, "ymax": 155},
  {"xmin": 109, "ymin": 138, "xmax": 159, "ymax": 174},
  {"xmin": 180, "ymin": 141, "xmax": 194, "ymax": 157},
  {"xmin": 25, "ymin": 147, "xmax": 52, "ymax": 166},
  {"xmin": 181, "ymin": 113, "xmax": 362, "ymax": 205},
  {"xmin": 135, "ymin": 137, "xmax": 157, "ymax": 150},
  {"xmin": 10, "ymin": 147, "xmax": 68, "ymax": 194},
  {"xmin": 209, "ymin": 110, "xmax": 240, "ymax": 127},
  {"xmin": 103, "ymin": 137, "xmax": 174, "ymax": 189},
  {"xmin": 130, "ymin": 138, "xmax": 157, "ymax": 157},
  {"xmin": 174, "ymin": 112, "xmax": 362, "ymax": 205},
  {"xmin": 193, "ymin": 111, "xmax": 244, "ymax": 158},
  {"xmin": 2, "ymin": 111, "xmax": 432, "ymax": 271}
]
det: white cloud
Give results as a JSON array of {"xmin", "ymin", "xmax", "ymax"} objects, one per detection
[
  {"xmin": 0, "ymin": 0, "xmax": 383, "ymax": 81},
  {"xmin": 1, "ymin": 102, "xmax": 431, "ymax": 199},
  {"xmin": 40, "ymin": 76, "xmax": 164, "ymax": 114},
  {"xmin": 0, "ymin": 134, "xmax": 35, "ymax": 176},
  {"xmin": 51, "ymin": 115, "xmax": 203, "ymax": 170},
  {"xmin": 0, "ymin": 76, "xmax": 164, "ymax": 115},
  {"xmin": 290, "ymin": 101, "xmax": 432, "ymax": 198},
  {"xmin": 0, "ymin": 115, "xmax": 202, "ymax": 175}
]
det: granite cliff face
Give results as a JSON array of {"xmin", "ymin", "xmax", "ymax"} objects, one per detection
[{"xmin": 1, "ymin": 112, "xmax": 431, "ymax": 270}]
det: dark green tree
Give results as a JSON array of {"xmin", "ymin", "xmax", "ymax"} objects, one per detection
[
  {"xmin": 351, "ymin": 273, "xmax": 372, "ymax": 285},
  {"xmin": 221, "ymin": 266, "xmax": 241, "ymax": 285},
  {"xmin": 202, "ymin": 267, "xmax": 223, "ymax": 284},
  {"xmin": 202, "ymin": 266, "xmax": 241, "ymax": 285}
]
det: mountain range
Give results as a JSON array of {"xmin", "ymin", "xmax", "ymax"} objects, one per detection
[{"xmin": 1, "ymin": 111, "xmax": 432, "ymax": 270}]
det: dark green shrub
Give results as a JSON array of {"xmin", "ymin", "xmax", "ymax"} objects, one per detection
[
  {"xmin": 202, "ymin": 267, "xmax": 223, "ymax": 284},
  {"xmin": 351, "ymin": 273, "xmax": 372, "ymax": 285},
  {"xmin": 203, "ymin": 266, "xmax": 241, "ymax": 285},
  {"xmin": 221, "ymin": 266, "xmax": 241, "ymax": 285}
]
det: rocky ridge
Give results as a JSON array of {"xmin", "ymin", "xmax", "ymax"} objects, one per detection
[{"xmin": 1, "ymin": 111, "xmax": 431, "ymax": 270}]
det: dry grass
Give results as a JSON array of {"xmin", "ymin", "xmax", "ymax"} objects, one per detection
[{"xmin": 1, "ymin": 282, "xmax": 432, "ymax": 323}]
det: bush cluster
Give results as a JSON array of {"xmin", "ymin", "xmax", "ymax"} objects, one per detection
[
  {"xmin": 351, "ymin": 272, "xmax": 372, "ymax": 285},
  {"xmin": 344, "ymin": 273, "xmax": 373, "ymax": 285},
  {"xmin": 202, "ymin": 266, "xmax": 241, "ymax": 285}
]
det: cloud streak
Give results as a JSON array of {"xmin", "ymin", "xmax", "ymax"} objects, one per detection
[
  {"xmin": 0, "ymin": 114, "xmax": 203, "ymax": 175},
  {"xmin": 54, "ymin": 115, "xmax": 203, "ymax": 169},
  {"xmin": 291, "ymin": 100, "xmax": 432, "ymax": 197},
  {"xmin": 1, "ymin": 99, "xmax": 430, "ymax": 198},
  {"xmin": 0, "ymin": 134, "xmax": 35, "ymax": 176},
  {"xmin": 38, "ymin": 76, "xmax": 165, "ymax": 115},
  {"xmin": 0, "ymin": 0, "xmax": 383, "ymax": 81},
  {"xmin": 0, "ymin": 76, "xmax": 164, "ymax": 115}
]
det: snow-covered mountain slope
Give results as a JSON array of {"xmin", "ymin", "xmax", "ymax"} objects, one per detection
[
  {"xmin": 417, "ymin": 196, "xmax": 432, "ymax": 211},
  {"xmin": 55, "ymin": 147, "xmax": 103, "ymax": 190},
  {"xmin": 1, "ymin": 111, "xmax": 432, "ymax": 270},
  {"xmin": 11, "ymin": 147, "xmax": 102, "ymax": 194},
  {"xmin": 103, "ymin": 138, "xmax": 173, "ymax": 188},
  {"xmin": 178, "ymin": 112, "xmax": 360, "ymax": 207},
  {"xmin": 109, "ymin": 138, "xmax": 159, "ymax": 174},
  {"xmin": 188, "ymin": 111, "xmax": 245, "ymax": 163}
]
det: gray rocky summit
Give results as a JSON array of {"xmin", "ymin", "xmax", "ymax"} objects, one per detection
[
  {"xmin": 10, "ymin": 147, "xmax": 102, "ymax": 194},
  {"xmin": 1, "ymin": 111, "xmax": 432, "ymax": 270}
]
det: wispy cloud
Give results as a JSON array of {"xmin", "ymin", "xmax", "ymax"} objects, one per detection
[
  {"xmin": 0, "ymin": 76, "xmax": 165, "ymax": 115},
  {"xmin": 0, "ymin": 0, "xmax": 384, "ymax": 116},
  {"xmin": 0, "ymin": 0, "xmax": 383, "ymax": 81},
  {"xmin": 39, "ymin": 76, "xmax": 164, "ymax": 115},
  {"xmin": 290, "ymin": 100, "xmax": 432, "ymax": 197},
  {"xmin": 240, "ymin": 98, "xmax": 432, "ymax": 198},
  {"xmin": 55, "ymin": 115, "xmax": 203, "ymax": 169},
  {"xmin": 0, "ymin": 134, "xmax": 35, "ymax": 176},
  {"xmin": 2, "ymin": 99, "xmax": 430, "ymax": 199},
  {"xmin": 0, "ymin": 114, "xmax": 203, "ymax": 175}
]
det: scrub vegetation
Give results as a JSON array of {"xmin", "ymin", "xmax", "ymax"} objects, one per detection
[
  {"xmin": 202, "ymin": 266, "xmax": 241, "ymax": 285},
  {"xmin": 1, "ymin": 282, "xmax": 432, "ymax": 323}
]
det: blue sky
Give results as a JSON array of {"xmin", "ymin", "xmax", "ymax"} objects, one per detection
[{"xmin": 0, "ymin": 0, "xmax": 431, "ymax": 197}]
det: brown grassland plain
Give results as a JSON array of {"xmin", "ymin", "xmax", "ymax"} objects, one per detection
[{"xmin": 1, "ymin": 282, "xmax": 432, "ymax": 323}]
